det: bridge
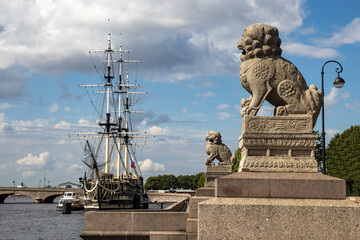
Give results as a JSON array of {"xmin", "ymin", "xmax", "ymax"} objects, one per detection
[
  {"xmin": 0, "ymin": 187, "xmax": 190, "ymax": 204},
  {"xmin": 0, "ymin": 187, "xmax": 82, "ymax": 203}
]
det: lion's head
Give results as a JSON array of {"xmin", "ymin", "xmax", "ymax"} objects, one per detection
[
  {"xmin": 237, "ymin": 23, "xmax": 282, "ymax": 62},
  {"xmin": 205, "ymin": 131, "xmax": 222, "ymax": 144}
]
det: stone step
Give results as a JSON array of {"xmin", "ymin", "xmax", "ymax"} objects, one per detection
[
  {"xmin": 150, "ymin": 231, "xmax": 186, "ymax": 240},
  {"xmin": 186, "ymin": 218, "xmax": 198, "ymax": 233},
  {"xmin": 216, "ymin": 172, "xmax": 346, "ymax": 199},
  {"xmin": 186, "ymin": 232, "xmax": 197, "ymax": 240}
]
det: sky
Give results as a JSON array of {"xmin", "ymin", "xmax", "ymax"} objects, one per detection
[{"xmin": 0, "ymin": 0, "xmax": 359, "ymax": 187}]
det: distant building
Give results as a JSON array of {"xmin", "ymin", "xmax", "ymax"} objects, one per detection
[{"xmin": 58, "ymin": 182, "xmax": 81, "ymax": 189}]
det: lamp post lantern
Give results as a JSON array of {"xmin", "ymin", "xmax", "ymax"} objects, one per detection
[{"xmin": 321, "ymin": 60, "xmax": 345, "ymax": 174}]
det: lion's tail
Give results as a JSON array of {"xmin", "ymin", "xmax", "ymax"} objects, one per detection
[{"xmin": 306, "ymin": 84, "xmax": 324, "ymax": 127}]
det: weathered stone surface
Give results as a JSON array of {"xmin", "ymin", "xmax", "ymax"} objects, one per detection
[
  {"xmin": 150, "ymin": 231, "xmax": 186, "ymax": 240},
  {"xmin": 186, "ymin": 233, "xmax": 197, "ymax": 240},
  {"xmin": 187, "ymin": 196, "xmax": 212, "ymax": 218},
  {"xmin": 185, "ymin": 218, "xmax": 198, "ymax": 233},
  {"xmin": 205, "ymin": 165, "xmax": 232, "ymax": 187},
  {"xmin": 185, "ymin": 196, "xmax": 213, "ymax": 240},
  {"xmin": 205, "ymin": 131, "xmax": 236, "ymax": 168},
  {"xmin": 82, "ymin": 211, "xmax": 187, "ymax": 232},
  {"xmin": 238, "ymin": 116, "xmax": 318, "ymax": 173},
  {"xmin": 215, "ymin": 172, "xmax": 346, "ymax": 199},
  {"xmin": 80, "ymin": 231, "xmax": 149, "ymax": 240},
  {"xmin": 241, "ymin": 115, "xmax": 313, "ymax": 134},
  {"xmin": 195, "ymin": 186, "xmax": 215, "ymax": 197},
  {"xmin": 199, "ymin": 197, "xmax": 360, "ymax": 240},
  {"xmin": 237, "ymin": 23, "xmax": 323, "ymax": 127}
]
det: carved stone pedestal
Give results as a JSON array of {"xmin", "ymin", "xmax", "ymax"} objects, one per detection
[
  {"xmin": 205, "ymin": 165, "xmax": 232, "ymax": 187},
  {"xmin": 239, "ymin": 115, "xmax": 318, "ymax": 173}
]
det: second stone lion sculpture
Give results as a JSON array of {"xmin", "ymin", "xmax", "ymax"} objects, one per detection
[
  {"xmin": 205, "ymin": 131, "xmax": 236, "ymax": 168},
  {"xmin": 237, "ymin": 23, "xmax": 323, "ymax": 127}
]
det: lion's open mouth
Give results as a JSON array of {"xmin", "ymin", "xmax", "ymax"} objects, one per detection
[{"xmin": 240, "ymin": 48, "xmax": 246, "ymax": 55}]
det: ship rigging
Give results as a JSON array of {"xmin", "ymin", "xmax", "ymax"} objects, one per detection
[{"xmin": 77, "ymin": 27, "xmax": 149, "ymax": 210}]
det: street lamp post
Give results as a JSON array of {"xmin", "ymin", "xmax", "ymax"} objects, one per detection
[{"xmin": 321, "ymin": 60, "xmax": 345, "ymax": 174}]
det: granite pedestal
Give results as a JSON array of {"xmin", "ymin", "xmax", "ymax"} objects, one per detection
[
  {"xmin": 198, "ymin": 172, "xmax": 360, "ymax": 239},
  {"xmin": 199, "ymin": 197, "xmax": 360, "ymax": 240}
]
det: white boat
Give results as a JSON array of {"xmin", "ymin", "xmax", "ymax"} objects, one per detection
[
  {"xmin": 77, "ymin": 23, "xmax": 149, "ymax": 210},
  {"xmin": 57, "ymin": 192, "xmax": 84, "ymax": 210}
]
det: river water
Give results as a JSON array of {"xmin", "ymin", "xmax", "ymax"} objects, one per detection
[
  {"xmin": 1, "ymin": 196, "xmax": 84, "ymax": 240},
  {"xmin": 0, "ymin": 195, "xmax": 169, "ymax": 240}
]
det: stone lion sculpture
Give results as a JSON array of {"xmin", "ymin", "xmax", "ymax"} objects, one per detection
[
  {"xmin": 205, "ymin": 131, "xmax": 236, "ymax": 167},
  {"xmin": 237, "ymin": 23, "xmax": 323, "ymax": 127}
]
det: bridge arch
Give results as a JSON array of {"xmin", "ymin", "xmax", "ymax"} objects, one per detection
[
  {"xmin": 0, "ymin": 192, "xmax": 13, "ymax": 203},
  {"xmin": 0, "ymin": 192, "xmax": 41, "ymax": 203},
  {"xmin": 0, "ymin": 187, "xmax": 81, "ymax": 203},
  {"xmin": 43, "ymin": 193, "xmax": 63, "ymax": 203},
  {"xmin": 0, "ymin": 192, "xmax": 63, "ymax": 203}
]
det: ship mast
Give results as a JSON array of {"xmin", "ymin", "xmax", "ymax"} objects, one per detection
[
  {"xmin": 104, "ymin": 29, "xmax": 113, "ymax": 174},
  {"xmin": 78, "ymin": 24, "xmax": 147, "ymax": 180},
  {"xmin": 117, "ymin": 40, "xmax": 123, "ymax": 178}
]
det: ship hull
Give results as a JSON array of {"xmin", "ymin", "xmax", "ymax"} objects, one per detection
[{"xmin": 81, "ymin": 172, "xmax": 146, "ymax": 210}]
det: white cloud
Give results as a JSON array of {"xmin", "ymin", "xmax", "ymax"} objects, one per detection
[
  {"xmin": 325, "ymin": 87, "xmax": 350, "ymax": 110},
  {"xmin": 16, "ymin": 152, "xmax": 50, "ymax": 168},
  {"xmin": 138, "ymin": 159, "xmax": 165, "ymax": 172},
  {"xmin": 22, "ymin": 171, "xmax": 36, "ymax": 178},
  {"xmin": 68, "ymin": 164, "xmax": 82, "ymax": 172},
  {"xmin": 298, "ymin": 26, "xmax": 316, "ymax": 35},
  {"xmin": 0, "ymin": 163, "xmax": 10, "ymax": 170},
  {"xmin": 326, "ymin": 128, "xmax": 341, "ymax": 140},
  {"xmin": 64, "ymin": 107, "xmax": 71, "ymax": 112},
  {"xmin": 234, "ymin": 104, "xmax": 242, "ymax": 113},
  {"xmin": 345, "ymin": 101, "xmax": 360, "ymax": 112},
  {"xmin": 49, "ymin": 103, "xmax": 59, "ymax": 113},
  {"xmin": 319, "ymin": 17, "xmax": 360, "ymax": 47},
  {"xmin": 147, "ymin": 126, "xmax": 170, "ymax": 135},
  {"xmin": 196, "ymin": 91, "xmax": 216, "ymax": 97},
  {"xmin": 218, "ymin": 112, "xmax": 231, "ymax": 120},
  {"xmin": 282, "ymin": 42, "xmax": 339, "ymax": 59},
  {"xmin": 216, "ymin": 104, "xmax": 229, "ymax": 110},
  {"xmin": 0, "ymin": 113, "xmax": 13, "ymax": 132},
  {"xmin": 0, "ymin": 103, "xmax": 12, "ymax": 110},
  {"xmin": 11, "ymin": 118, "xmax": 50, "ymax": 130},
  {"xmin": 0, "ymin": 112, "xmax": 7, "ymax": 122},
  {"xmin": 0, "ymin": 0, "xmax": 306, "ymax": 82},
  {"xmin": 54, "ymin": 120, "xmax": 72, "ymax": 129},
  {"xmin": 78, "ymin": 118, "xmax": 91, "ymax": 127}
]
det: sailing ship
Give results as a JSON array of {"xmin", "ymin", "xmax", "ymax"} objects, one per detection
[{"xmin": 77, "ymin": 28, "xmax": 149, "ymax": 210}]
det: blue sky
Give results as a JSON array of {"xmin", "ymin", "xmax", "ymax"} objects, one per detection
[{"xmin": 0, "ymin": 0, "xmax": 359, "ymax": 187}]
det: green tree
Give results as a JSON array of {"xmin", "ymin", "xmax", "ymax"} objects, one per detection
[
  {"xmin": 144, "ymin": 173, "xmax": 205, "ymax": 190},
  {"xmin": 197, "ymin": 173, "xmax": 205, "ymax": 188},
  {"xmin": 178, "ymin": 175, "xmax": 192, "ymax": 189},
  {"xmin": 232, "ymin": 148, "xmax": 242, "ymax": 173},
  {"xmin": 144, "ymin": 175, "xmax": 161, "ymax": 190},
  {"xmin": 159, "ymin": 174, "xmax": 178, "ymax": 189},
  {"xmin": 313, "ymin": 131, "xmax": 322, "ymax": 171},
  {"xmin": 327, "ymin": 125, "xmax": 360, "ymax": 196},
  {"xmin": 193, "ymin": 172, "xmax": 204, "ymax": 189}
]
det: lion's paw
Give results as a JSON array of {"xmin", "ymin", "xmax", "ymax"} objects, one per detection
[
  {"xmin": 241, "ymin": 97, "xmax": 252, "ymax": 107},
  {"xmin": 241, "ymin": 106, "xmax": 258, "ymax": 117},
  {"xmin": 275, "ymin": 106, "xmax": 287, "ymax": 116}
]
